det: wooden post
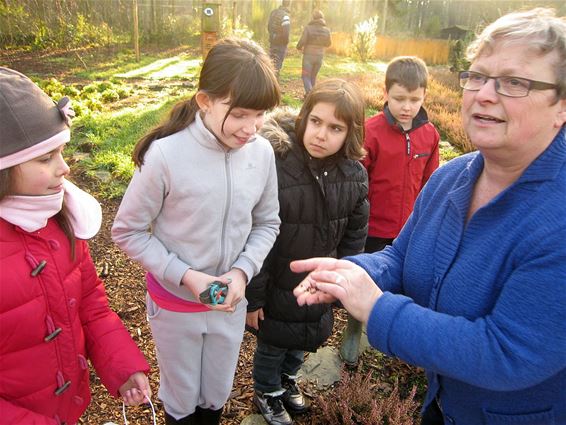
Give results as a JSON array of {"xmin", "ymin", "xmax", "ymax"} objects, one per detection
[
  {"xmin": 201, "ymin": 0, "xmax": 220, "ymax": 59},
  {"xmin": 132, "ymin": 0, "xmax": 140, "ymax": 62}
]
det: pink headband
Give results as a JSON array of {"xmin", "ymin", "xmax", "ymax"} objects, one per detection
[{"xmin": 0, "ymin": 128, "xmax": 70, "ymax": 170}]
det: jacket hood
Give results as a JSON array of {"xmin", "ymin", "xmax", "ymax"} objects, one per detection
[
  {"xmin": 259, "ymin": 107, "xmax": 299, "ymax": 156},
  {"xmin": 260, "ymin": 107, "xmax": 348, "ymax": 167},
  {"xmin": 309, "ymin": 18, "xmax": 327, "ymax": 26}
]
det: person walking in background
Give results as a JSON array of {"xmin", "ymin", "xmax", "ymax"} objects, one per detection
[
  {"xmin": 363, "ymin": 56, "xmax": 439, "ymax": 253},
  {"xmin": 296, "ymin": 10, "xmax": 332, "ymax": 96},
  {"xmin": 293, "ymin": 8, "xmax": 566, "ymax": 424},
  {"xmin": 112, "ymin": 38, "xmax": 281, "ymax": 425},
  {"xmin": 0, "ymin": 67, "xmax": 151, "ymax": 424},
  {"xmin": 246, "ymin": 79, "xmax": 368, "ymax": 425},
  {"xmin": 268, "ymin": 0, "xmax": 291, "ymax": 80}
]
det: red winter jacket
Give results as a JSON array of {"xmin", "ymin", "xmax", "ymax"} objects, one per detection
[
  {"xmin": 0, "ymin": 218, "xmax": 149, "ymax": 425},
  {"xmin": 363, "ymin": 105, "xmax": 440, "ymax": 239}
]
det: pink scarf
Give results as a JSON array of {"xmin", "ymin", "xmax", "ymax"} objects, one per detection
[{"xmin": 0, "ymin": 179, "xmax": 102, "ymax": 239}]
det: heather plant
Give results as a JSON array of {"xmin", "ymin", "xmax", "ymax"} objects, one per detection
[
  {"xmin": 351, "ymin": 73, "xmax": 385, "ymax": 112},
  {"xmin": 426, "ymin": 79, "xmax": 474, "ymax": 153},
  {"xmin": 315, "ymin": 371, "xmax": 420, "ymax": 425},
  {"xmin": 429, "ymin": 67, "xmax": 460, "ymax": 91}
]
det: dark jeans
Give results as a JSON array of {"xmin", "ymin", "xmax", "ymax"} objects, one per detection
[
  {"xmin": 364, "ymin": 236, "xmax": 394, "ymax": 253},
  {"xmin": 269, "ymin": 44, "xmax": 287, "ymax": 78},
  {"xmin": 253, "ymin": 340, "xmax": 304, "ymax": 394},
  {"xmin": 301, "ymin": 52, "xmax": 323, "ymax": 94}
]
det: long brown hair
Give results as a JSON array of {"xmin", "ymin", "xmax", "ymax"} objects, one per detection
[
  {"xmin": 133, "ymin": 38, "xmax": 281, "ymax": 167},
  {"xmin": 295, "ymin": 78, "xmax": 366, "ymax": 160},
  {"xmin": 0, "ymin": 167, "xmax": 76, "ymax": 257}
]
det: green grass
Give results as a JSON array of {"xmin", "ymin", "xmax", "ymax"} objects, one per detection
[
  {"xmin": 74, "ymin": 50, "xmax": 170, "ymax": 80},
  {"xmin": 279, "ymin": 53, "xmax": 385, "ymax": 82},
  {"xmin": 70, "ymin": 96, "xmax": 183, "ymax": 197}
]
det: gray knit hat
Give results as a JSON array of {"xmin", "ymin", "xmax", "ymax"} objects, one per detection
[{"xmin": 0, "ymin": 67, "xmax": 73, "ymax": 170}]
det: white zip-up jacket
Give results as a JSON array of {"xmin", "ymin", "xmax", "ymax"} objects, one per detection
[{"xmin": 112, "ymin": 112, "xmax": 280, "ymax": 302}]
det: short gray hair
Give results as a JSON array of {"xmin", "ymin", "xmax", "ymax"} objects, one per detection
[{"xmin": 467, "ymin": 8, "xmax": 566, "ymax": 98}]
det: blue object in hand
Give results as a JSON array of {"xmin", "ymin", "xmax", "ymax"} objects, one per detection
[{"xmin": 199, "ymin": 281, "xmax": 229, "ymax": 305}]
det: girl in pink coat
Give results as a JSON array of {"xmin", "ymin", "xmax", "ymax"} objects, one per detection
[{"xmin": 0, "ymin": 67, "xmax": 151, "ymax": 425}]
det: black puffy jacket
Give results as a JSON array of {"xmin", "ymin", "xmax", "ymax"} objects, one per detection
[{"xmin": 246, "ymin": 109, "xmax": 369, "ymax": 352}]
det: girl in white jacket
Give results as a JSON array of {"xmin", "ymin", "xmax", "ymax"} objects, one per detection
[{"xmin": 112, "ymin": 38, "xmax": 281, "ymax": 425}]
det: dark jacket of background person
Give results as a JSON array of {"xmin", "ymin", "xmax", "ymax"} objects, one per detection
[
  {"xmin": 246, "ymin": 109, "xmax": 369, "ymax": 352},
  {"xmin": 296, "ymin": 17, "xmax": 331, "ymax": 55},
  {"xmin": 268, "ymin": 5, "xmax": 291, "ymax": 47}
]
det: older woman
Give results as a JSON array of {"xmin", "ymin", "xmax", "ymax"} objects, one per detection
[{"xmin": 292, "ymin": 8, "xmax": 566, "ymax": 425}]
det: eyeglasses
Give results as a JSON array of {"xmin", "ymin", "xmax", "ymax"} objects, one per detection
[{"xmin": 459, "ymin": 71, "xmax": 558, "ymax": 98}]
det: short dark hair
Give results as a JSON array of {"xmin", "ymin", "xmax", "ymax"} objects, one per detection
[{"xmin": 385, "ymin": 56, "xmax": 429, "ymax": 92}]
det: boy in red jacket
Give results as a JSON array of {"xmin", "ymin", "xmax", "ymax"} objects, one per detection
[
  {"xmin": 363, "ymin": 56, "xmax": 440, "ymax": 252},
  {"xmin": 340, "ymin": 56, "xmax": 440, "ymax": 367}
]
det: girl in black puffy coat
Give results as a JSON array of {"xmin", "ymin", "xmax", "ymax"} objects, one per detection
[{"xmin": 246, "ymin": 78, "xmax": 369, "ymax": 425}]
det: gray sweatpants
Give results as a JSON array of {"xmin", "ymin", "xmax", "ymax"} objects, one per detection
[{"xmin": 146, "ymin": 293, "xmax": 247, "ymax": 419}]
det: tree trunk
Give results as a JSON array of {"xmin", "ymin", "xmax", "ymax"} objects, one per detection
[
  {"xmin": 381, "ymin": 0, "xmax": 388, "ymax": 34},
  {"xmin": 232, "ymin": 1, "xmax": 236, "ymax": 32},
  {"xmin": 132, "ymin": 0, "xmax": 140, "ymax": 61},
  {"xmin": 150, "ymin": 0, "xmax": 157, "ymax": 35}
]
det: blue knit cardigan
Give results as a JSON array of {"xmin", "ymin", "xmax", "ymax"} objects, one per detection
[{"xmin": 348, "ymin": 126, "xmax": 566, "ymax": 425}]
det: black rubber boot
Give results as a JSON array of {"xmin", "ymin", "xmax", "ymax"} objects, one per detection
[{"xmin": 196, "ymin": 406, "xmax": 224, "ymax": 425}]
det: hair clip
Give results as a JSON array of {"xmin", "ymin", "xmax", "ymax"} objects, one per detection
[{"xmin": 57, "ymin": 96, "xmax": 75, "ymax": 126}]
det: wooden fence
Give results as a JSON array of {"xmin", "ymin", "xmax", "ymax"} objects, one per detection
[{"xmin": 328, "ymin": 32, "xmax": 450, "ymax": 65}]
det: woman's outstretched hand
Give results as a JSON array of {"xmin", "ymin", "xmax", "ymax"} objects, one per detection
[{"xmin": 291, "ymin": 258, "xmax": 382, "ymax": 323}]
